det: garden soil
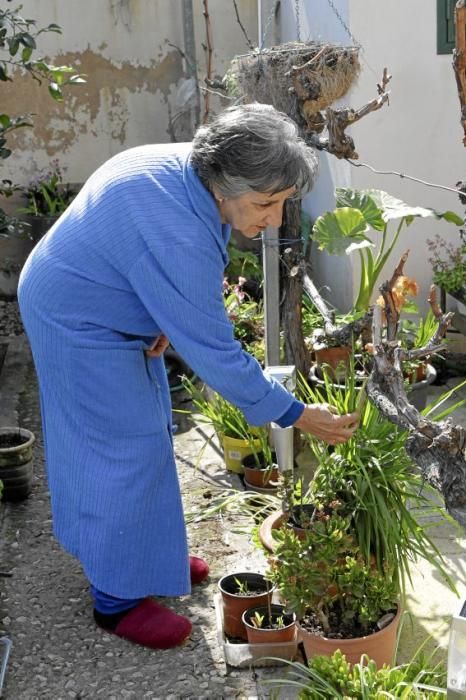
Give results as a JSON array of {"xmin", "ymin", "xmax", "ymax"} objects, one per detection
[{"xmin": 1, "ymin": 304, "xmax": 466, "ymax": 698}]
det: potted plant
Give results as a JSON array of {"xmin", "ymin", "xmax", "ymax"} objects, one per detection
[
  {"xmin": 218, "ymin": 571, "xmax": 274, "ymax": 640},
  {"xmin": 265, "ymin": 644, "xmax": 447, "ymax": 697},
  {"xmin": 0, "ymin": 427, "xmax": 35, "ymax": 501},
  {"xmin": 223, "ymin": 275, "xmax": 265, "ymax": 363},
  {"xmin": 242, "ymin": 603, "xmax": 296, "ymax": 645},
  {"xmin": 181, "ymin": 375, "xmax": 261, "ymax": 473},
  {"xmin": 266, "ymin": 511, "xmax": 402, "ymax": 667},
  {"xmin": 16, "ymin": 160, "xmax": 78, "ymax": 241},
  {"xmin": 241, "ymin": 428, "xmax": 279, "ymax": 490},
  {"xmin": 427, "ymin": 230, "xmax": 466, "ymax": 307},
  {"xmin": 260, "ymin": 362, "xmax": 457, "ymax": 600}
]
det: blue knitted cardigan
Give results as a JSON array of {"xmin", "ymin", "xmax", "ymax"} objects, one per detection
[{"xmin": 18, "ymin": 143, "xmax": 303, "ymax": 598}]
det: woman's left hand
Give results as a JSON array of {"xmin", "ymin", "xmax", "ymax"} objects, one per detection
[{"xmin": 144, "ymin": 334, "xmax": 170, "ymax": 358}]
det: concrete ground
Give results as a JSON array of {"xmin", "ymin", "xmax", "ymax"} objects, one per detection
[{"xmin": 0, "ymin": 318, "xmax": 466, "ymax": 698}]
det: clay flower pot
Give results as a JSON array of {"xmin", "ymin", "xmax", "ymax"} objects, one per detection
[
  {"xmin": 218, "ymin": 572, "xmax": 274, "ymax": 640},
  {"xmin": 299, "ymin": 604, "xmax": 402, "ymax": 668},
  {"xmin": 0, "ymin": 427, "xmax": 35, "ymax": 501},
  {"xmin": 241, "ymin": 451, "xmax": 279, "ymax": 489},
  {"xmin": 242, "ymin": 604, "xmax": 297, "ymax": 645}
]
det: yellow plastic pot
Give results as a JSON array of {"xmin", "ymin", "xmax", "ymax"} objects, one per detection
[{"xmin": 220, "ymin": 434, "xmax": 261, "ymax": 474}]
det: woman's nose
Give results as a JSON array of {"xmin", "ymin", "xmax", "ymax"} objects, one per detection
[{"xmin": 265, "ymin": 204, "xmax": 284, "ymax": 228}]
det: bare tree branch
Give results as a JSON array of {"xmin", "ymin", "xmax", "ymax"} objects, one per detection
[
  {"xmin": 202, "ymin": 0, "xmax": 213, "ymax": 123},
  {"xmin": 232, "ymin": 0, "xmax": 255, "ymax": 51}
]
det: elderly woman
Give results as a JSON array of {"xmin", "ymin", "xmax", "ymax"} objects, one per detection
[{"xmin": 18, "ymin": 103, "xmax": 358, "ymax": 650}]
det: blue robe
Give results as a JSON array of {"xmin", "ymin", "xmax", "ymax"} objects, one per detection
[{"xmin": 18, "ymin": 143, "xmax": 300, "ymax": 598}]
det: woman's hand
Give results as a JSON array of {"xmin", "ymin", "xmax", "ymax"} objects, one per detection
[
  {"xmin": 144, "ymin": 334, "xmax": 170, "ymax": 358},
  {"xmin": 294, "ymin": 403, "xmax": 359, "ymax": 445}
]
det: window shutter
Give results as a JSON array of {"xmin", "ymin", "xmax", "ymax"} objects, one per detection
[{"xmin": 437, "ymin": 0, "xmax": 456, "ymax": 54}]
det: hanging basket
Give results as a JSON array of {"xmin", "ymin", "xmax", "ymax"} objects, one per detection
[{"xmin": 228, "ymin": 42, "xmax": 360, "ymax": 130}]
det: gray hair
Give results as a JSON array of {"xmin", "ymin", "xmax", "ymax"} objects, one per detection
[{"xmin": 191, "ymin": 103, "xmax": 318, "ymax": 199}]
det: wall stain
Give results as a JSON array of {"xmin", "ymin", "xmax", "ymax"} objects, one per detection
[{"xmin": 4, "ymin": 48, "xmax": 182, "ymax": 156}]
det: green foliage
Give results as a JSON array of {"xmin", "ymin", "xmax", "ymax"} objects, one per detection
[
  {"xmin": 312, "ymin": 188, "xmax": 462, "ymax": 312},
  {"xmin": 296, "ymin": 361, "xmax": 457, "ymax": 596},
  {"xmin": 18, "ymin": 160, "xmax": 76, "ymax": 216},
  {"xmin": 427, "ymin": 231, "xmax": 466, "ymax": 294},
  {"xmin": 223, "ymin": 276, "xmax": 264, "ymax": 359},
  {"xmin": 0, "ymin": 5, "xmax": 85, "ymax": 231},
  {"xmin": 226, "ymin": 238, "xmax": 262, "ymax": 281},
  {"xmin": 266, "ymin": 647, "xmax": 446, "ymax": 698},
  {"xmin": 180, "ymin": 375, "xmax": 255, "ymax": 440},
  {"xmin": 268, "ymin": 515, "xmax": 398, "ymax": 632}
]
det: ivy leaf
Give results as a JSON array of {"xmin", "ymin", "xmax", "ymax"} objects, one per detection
[{"xmin": 48, "ymin": 82, "xmax": 63, "ymax": 101}]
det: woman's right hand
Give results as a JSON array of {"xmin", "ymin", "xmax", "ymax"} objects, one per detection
[{"xmin": 294, "ymin": 403, "xmax": 359, "ymax": 445}]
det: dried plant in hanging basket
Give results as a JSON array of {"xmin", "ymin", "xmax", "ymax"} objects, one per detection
[{"xmin": 229, "ymin": 42, "xmax": 360, "ymax": 131}]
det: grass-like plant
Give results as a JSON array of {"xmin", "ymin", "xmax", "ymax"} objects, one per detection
[
  {"xmin": 180, "ymin": 375, "xmax": 254, "ymax": 440},
  {"xmin": 296, "ymin": 363, "xmax": 460, "ymax": 595}
]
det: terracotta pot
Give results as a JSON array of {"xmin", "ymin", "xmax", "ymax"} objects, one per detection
[
  {"xmin": 299, "ymin": 604, "xmax": 402, "ymax": 668},
  {"xmin": 242, "ymin": 604, "xmax": 297, "ymax": 645},
  {"xmin": 242, "ymin": 452, "xmax": 279, "ymax": 488},
  {"xmin": 313, "ymin": 345, "xmax": 352, "ymax": 373},
  {"xmin": 218, "ymin": 572, "xmax": 274, "ymax": 640},
  {"xmin": 259, "ymin": 509, "xmax": 314, "ymax": 552},
  {"xmin": 0, "ymin": 427, "xmax": 35, "ymax": 501}
]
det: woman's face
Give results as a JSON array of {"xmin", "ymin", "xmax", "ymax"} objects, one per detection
[{"xmin": 215, "ymin": 186, "xmax": 296, "ymax": 238}]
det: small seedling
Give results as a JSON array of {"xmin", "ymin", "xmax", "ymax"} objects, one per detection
[
  {"xmin": 250, "ymin": 611, "xmax": 265, "ymax": 628},
  {"xmin": 233, "ymin": 576, "xmax": 250, "ymax": 595}
]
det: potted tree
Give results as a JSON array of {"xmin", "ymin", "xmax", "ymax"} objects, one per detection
[{"xmin": 266, "ymin": 510, "xmax": 401, "ymax": 667}]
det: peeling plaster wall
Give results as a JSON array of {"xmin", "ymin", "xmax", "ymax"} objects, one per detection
[{"xmin": 3, "ymin": 0, "xmax": 258, "ymax": 187}]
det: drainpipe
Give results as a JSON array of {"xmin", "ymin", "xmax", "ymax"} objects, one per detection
[{"xmin": 181, "ymin": 0, "xmax": 200, "ymax": 132}]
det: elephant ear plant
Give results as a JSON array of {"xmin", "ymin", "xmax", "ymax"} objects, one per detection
[{"xmin": 312, "ymin": 188, "xmax": 463, "ymax": 313}]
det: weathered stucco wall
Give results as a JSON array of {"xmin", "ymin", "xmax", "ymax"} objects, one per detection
[{"xmin": 3, "ymin": 0, "xmax": 257, "ymax": 187}]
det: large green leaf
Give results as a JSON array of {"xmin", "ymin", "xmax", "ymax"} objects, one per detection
[
  {"xmin": 361, "ymin": 189, "xmax": 463, "ymax": 225},
  {"xmin": 335, "ymin": 188, "xmax": 385, "ymax": 231},
  {"xmin": 313, "ymin": 208, "xmax": 370, "ymax": 255}
]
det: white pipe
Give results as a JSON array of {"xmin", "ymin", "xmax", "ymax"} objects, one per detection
[{"xmin": 258, "ymin": 0, "xmax": 262, "ymax": 48}]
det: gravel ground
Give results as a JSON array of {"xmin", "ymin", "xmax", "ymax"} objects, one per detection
[
  {"xmin": 0, "ymin": 301, "xmax": 24, "ymax": 337},
  {"xmin": 0, "ymin": 336, "xmax": 298, "ymax": 699}
]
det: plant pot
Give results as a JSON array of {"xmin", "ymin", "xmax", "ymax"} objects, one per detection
[
  {"xmin": 241, "ymin": 451, "xmax": 279, "ymax": 488},
  {"xmin": 0, "ymin": 427, "xmax": 35, "ymax": 501},
  {"xmin": 21, "ymin": 214, "xmax": 59, "ymax": 242},
  {"xmin": 220, "ymin": 434, "xmax": 261, "ymax": 474},
  {"xmin": 298, "ymin": 604, "xmax": 402, "ymax": 668},
  {"xmin": 259, "ymin": 508, "xmax": 322, "ymax": 552},
  {"xmin": 242, "ymin": 604, "xmax": 297, "ymax": 645},
  {"xmin": 313, "ymin": 345, "xmax": 352, "ymax": 375},
  {"xmin": 218, "ymin": 572, "xmax": 275, "ymax": 640}
]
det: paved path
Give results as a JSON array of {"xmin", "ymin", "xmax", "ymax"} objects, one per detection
[{"xmin": 1, "ymin": 329, "xmax": 466, "ymax": 698}]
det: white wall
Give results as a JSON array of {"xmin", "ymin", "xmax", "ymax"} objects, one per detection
[
  {"xmin": 348, "ymin": 0, "xmax": 465, "ymax": 314},
  {"xmin": 279, "ymin": 0, "xmax": 354, "ymax": 312}
]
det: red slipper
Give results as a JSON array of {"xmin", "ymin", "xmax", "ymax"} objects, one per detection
[
  {"xmin": 190, "ymin": 555, "xmax": 209, "ymax": 584},
  {"xmin": 112, "ymin": 599, "xmax": 192, "ymax": 649}
]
